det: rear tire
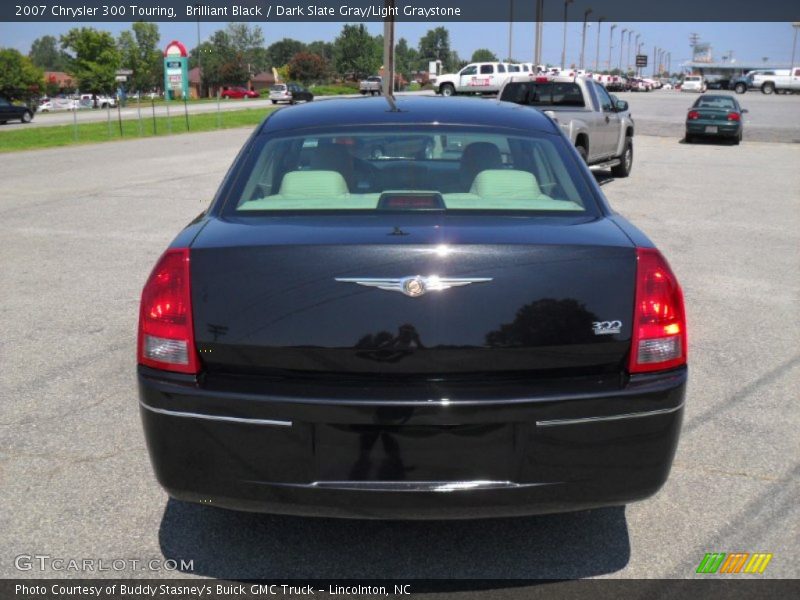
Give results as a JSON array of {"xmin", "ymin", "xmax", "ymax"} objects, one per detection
[
  {"xmin": 440, "ymin": 83, "xmax": 455, "ymax": 97},
  {"xmin": 611, "ymin": 137, "xmax": 633, "ymax": 177},
  {"xmin": 735, "ymin": 83, "xmax": 747, "ymax": 94},
  {"xmin": 761, "ymin": 82, "xmax": 775, "ymax": 95},
  {"xmin": 271, "ymin": 100, "xmax": 277, "ymax": 104},
  {"xmin": 576, "ymin": 145, "xmax": 588, "ymax": 164},
  {"xmin": 21, "ymin": 111, "xmax": 32, "ymax": 124},
  {"xmin": 685, "ymin": 134, "xmax": 694, "ymax": 143}
]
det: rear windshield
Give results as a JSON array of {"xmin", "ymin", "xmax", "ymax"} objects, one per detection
[
  {"xmin": 228, "ymin": 127, "xmax": 596, "ymax": 214},
  {"xmin": 684, "ymin": 77, "xmax": 701, "ymax": 82},
  {"xmin": 499, "ymin": 82, "xmax": 585, "ymax": 107},
  {"xmin": 270, "ymin": 85, "xmax": 287, "ymax": 91},
  {"xmin": 695, "ymin": 96, "xmax": 736, "ymax": 109}
]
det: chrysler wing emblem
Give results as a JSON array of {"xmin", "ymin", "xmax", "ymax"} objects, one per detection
[{"xmin": 335, "ymin": 275, "xmax": 492, "ymax": 298}]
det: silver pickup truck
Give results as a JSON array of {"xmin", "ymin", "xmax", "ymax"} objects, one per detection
[
  {"xmin": 359, "ymin": 76, "xmax": 383, "ymax": 96},
  {"xmin": 499, "ymin": 75, "xmax": 635, "ymax": 177}
]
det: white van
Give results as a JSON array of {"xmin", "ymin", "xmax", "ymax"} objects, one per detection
[{"xmin": 681, "ymin": 75, "xmax": 705, "ymax": 93}]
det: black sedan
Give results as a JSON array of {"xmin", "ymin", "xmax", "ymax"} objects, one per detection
[
  {"xmin": 685, "ymin": 94, "xmax": 747, "ymax": 144},
  {"xmin": 0, "ymin": 96, "xmax": 34, "ymax": 124},
  {"xmin": 138, "ymin": 96, "xmax": 687, "ymax": 519}
]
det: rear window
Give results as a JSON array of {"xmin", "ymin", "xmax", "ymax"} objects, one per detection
[
  {"xmin": 685, "ymin": 77, "xmax": 701, "ymax": 82},
  {"xmin": 499, "ymin": 82, "xmax": 585, "ymax": 107},
  {"xmin": 228, "ymin": 127, "xmax": 595, "ymax": 214},
  {"xmin": 270, "ymin": 85, "xmax": 287, "ymax": 91}
]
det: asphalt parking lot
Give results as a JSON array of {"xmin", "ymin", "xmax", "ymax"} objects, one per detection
[
  {"xmin": 4, "ymin": 88, "xmax": 800, "ymax": 143},
  {"xmin": 1, "ymin": 120, "xmax": 798, "ymax": 580}
]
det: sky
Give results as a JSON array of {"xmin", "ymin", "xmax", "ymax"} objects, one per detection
[{"xmin": 1, "ymin": 21, "xmax": 796, "ymax": 71}]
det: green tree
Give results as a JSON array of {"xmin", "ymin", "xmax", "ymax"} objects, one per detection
[
  {"xmin": 307, "ymin": 41, "xmax": 334, "ymax": 62},
  {"xmin": 60, "ymin": 27, "xmax": 120, "ymax": 93},
  {"xmin": 471, "ymin": 48, "xmax": 498, "ymax": 63},
  {"xmin": 288, "ymin": 52, "xmax": 329, "ymax": 84},
  {"xmin": 226, "ymin": 22, "xmax": 267, "ymax": 75},
  {"xmin": 29, "ymin": 35, "xmax": 69, "ymax": 71},
  {"xmin": 418, "ymin": 27, "xmax": 453, "ymax": 71},
  {"xmin": 394, "ymin": 38, "xmax": 418, "ymax": 80},
  {"xmin": 0, "ymin": 48, "xmax": 44, "ymax": 99},
  {"xmin": 117, "ymin": 22, "xmax": 161, "ymax": 92},
  {"xmin": 266, "ymin": 38, "xmax": 306, "ymax": 69},
  {"xmin": 333, "ymin": 24, "xmax": 380, "ymax": 80}
]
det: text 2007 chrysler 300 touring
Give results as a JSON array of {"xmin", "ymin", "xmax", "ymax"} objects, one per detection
[{"xmin": 138, "ymin": 96, "xmax": 687, "ymax": 519}]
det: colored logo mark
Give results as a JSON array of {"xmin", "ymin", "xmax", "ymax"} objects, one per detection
[{"xmin": 696, "ymin": 552, "xmax": 773, "ymax": 574}]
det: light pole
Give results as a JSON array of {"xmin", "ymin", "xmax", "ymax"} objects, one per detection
[
  {"xmin": 791, "ymin": 23, "xmax": 800, "ymax": 75},
  {"xmin": 627, "ymin": 30, "xmax": 634, "ymax": 74},
  {"xmin": 594, "ymin": 17, "xmax": 604, "ymax": 72},
  {"xmin": 608, "ymin": 24, "xmax": 617, "ymax": 72},
  {"xmin": 533, "ymin": 0, "xmax": 544, "ymax": 67},
  {"xmin": 619, "ymin": 28, "xmax": 627, "ymax": 72},
  {"xmin": 561, "ymin": 0, "xmax": 573, "ymax": 69},
  {"xmin": 508, "ymin": 0, "xmax": 513, "ymax": 63},
  {"xmin": 579, "ymin": 8, "xmax": 593, "ymax": 70},
  {"xmin": 634, "ymin": 33, "xmax": 640, "ymax": 75}
]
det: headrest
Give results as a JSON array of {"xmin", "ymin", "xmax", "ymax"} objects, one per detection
[
  {"xmin": 461, "ymin": 142, "xmax": 502, "ymax": 171},
  {"xmin": 470, "ymin": 169, "xmax": 541, "ymax": 198},
  {"xmin": 278, "ymin": 171, "xmax": 349, "ymax": 198}
]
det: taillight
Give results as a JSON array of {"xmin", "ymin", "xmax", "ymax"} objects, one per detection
[
  {"xmin": 137, "ymin": 248, "xmax": 200, "ymax": 374},
  {"xmin": 687, "ymin": 110, "xmax": 700, "ymax": 120},
  {"xmin": 535, "ymin": 76, "xmax": 549, "ymax": 83},
  {"xmin": 629, "ymin": 248, "xmax": 687, "ymax": 374},
  {"xmin": 727, "ymin": 112, "xmax": 741, "ymax": 121}
]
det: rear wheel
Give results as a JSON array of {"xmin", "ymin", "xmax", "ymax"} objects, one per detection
[
  {"xmin": 735, "ymin": 83, "xmax": 747, "ymax": 94},
  {"xmin": 440, "ymin": 83, "xmax": 455, "ymax": 97},
  {"xmin": 685, "ymin": 133, "xmax": 694, "ymax": 143},
  {"xmin": 761, "ymin": 82, "xmax": 775, "ymax": 95},
  {"xmin": 271, "ymin": 100, "xmax": 277, "ymax": 105},
  {"xmin": 611, "ymin": 137, "xmax": 633, "ymax": 177}
]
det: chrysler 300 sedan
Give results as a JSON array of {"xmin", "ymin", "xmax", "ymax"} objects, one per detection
[{"xmin": 138, "ymin": 96, "xmax": 687, "ymax": 519}]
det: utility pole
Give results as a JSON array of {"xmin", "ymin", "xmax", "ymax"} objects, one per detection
[
  {"xmin": 634, "ymin": 33, "xmax": 640, "ymax": 75},
  {"xmin": 619, "ymin": 28, "xmax": 627, "ymax": 72},
  {"xmin": 533, "ymin": 0, "xmax": 544, "ymax": 65},
  {"xmin": 561, "ymin": 0, "xmax": 573, "ymax": 69},
  {"xmin": 627, "ymin": 30, "xmax": 634, "ymax": 74},
  {"xmin": 382, "ymin": 0, "xmax": 395, "ymax": 96},
  {"xmin": 508, "ymin": 0, "xmax": 513, "ymax": 63},
  {"xmin": 594, "ymin": 17, "xmax": 604, "ymax": 72},
  {"xmin": 792, "ymin": 23, "xmax": 800, "ymax": 76},
  {"xmin": 608, "ymin": 24, "xmax": 617, "ymax": 72},
  {"xmin": 580, "ymin": 8, "xmax": 592, "ymax": 70}
]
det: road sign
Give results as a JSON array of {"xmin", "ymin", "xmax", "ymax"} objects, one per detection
[{"xmin": 636, "ymin": 54, "xmax": 648, "ymax": 67}]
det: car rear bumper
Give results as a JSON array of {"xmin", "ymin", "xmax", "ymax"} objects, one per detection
[
  {"xmin": 139, "ymin": 366, "xmax": 686, "ymax": 519},
  {"xmin": 686, "ymin": 121, "xmax": 741, "ymax": 137}
]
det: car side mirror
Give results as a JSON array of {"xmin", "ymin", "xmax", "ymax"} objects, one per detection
[
  {"xmin": 615, "ymin": 100, "xmax": 629, "ymax": 112},
  {"xmin": 741, "ymin": 108, "xmax": 749, "ymax": 114}
]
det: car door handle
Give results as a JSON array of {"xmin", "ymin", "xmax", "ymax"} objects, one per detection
[{"xmin": 605, "ymin": 115, "xmax": 610, "ymax": 124}]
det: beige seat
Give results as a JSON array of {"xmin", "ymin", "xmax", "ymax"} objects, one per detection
[
  {"xmin": 470, "ymin": 169, "xmax": 541, "ymax": 198},
  {"xmin": 278, "ymin": 170, "xmax": 349, "ymax": 199}
]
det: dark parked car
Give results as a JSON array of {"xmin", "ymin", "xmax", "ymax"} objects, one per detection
[
  {"xmin": 705, "ymin": 79, "xmax": 731, "ymax": 90},
  {"xmin": 685, "ymin": 94, "xmax": 747, "ymax": 144},
  {"xmin": 138, "ymin": 97, "xmax": 687, "ymax": 519},
  {"xmin": 0, "ymin": 96, "xmax": 34, "ymax": 124}
]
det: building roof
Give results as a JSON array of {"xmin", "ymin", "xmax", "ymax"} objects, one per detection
[
  {"xmin": 188, "ymin": 68, "xmax": 275, "ymax": 85},
  {"xmin": 681, "ymin": 61, "xmax": 793, "ymax": 71},
  {"xmin": 259, "ymin": 96, "xmax": 560, "ymax": 135}
]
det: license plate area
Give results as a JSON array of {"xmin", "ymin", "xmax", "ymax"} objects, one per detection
[
  {"xmin": 314, "ymin": 423, "xmax": 516, "ymax": 482},
  {"xmin": 705, "ymin": 126, "xmax": 718, "ymax": 133}
]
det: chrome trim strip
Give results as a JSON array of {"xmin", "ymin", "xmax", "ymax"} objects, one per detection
[
  {"xmin": 245, "ymin": 480, "xmax": 561, "ymax": 492},
  {"xmin": 536, "ymin": 403, "xmax": 684, "ymax": 427},
  {"xmin": 139, "ymin": 401, "xmax": 292, "ymax": 427}
]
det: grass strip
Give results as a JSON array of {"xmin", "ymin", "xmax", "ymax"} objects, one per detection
[{"xmin": 0, "ymin": 107, "xmax": 275, "ymax": 153}]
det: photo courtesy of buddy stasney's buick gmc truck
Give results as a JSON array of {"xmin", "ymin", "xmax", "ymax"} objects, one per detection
[{"xmin": 137, "ymin": 96, "xmax": 687, "ymax": 519}]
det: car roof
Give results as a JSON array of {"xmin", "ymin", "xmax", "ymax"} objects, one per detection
[{"xmin": 259, "ymin": 96, "xmax": 560, "ymax": 135}]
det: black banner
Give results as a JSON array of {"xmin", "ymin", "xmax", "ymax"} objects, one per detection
[
  {"xmin": 2, "ymin": 0, "xmax": 799, "ymax": 23},
  {"xmin": 3, "ymin": 580, "xmax": 800, "ymax": 600}
]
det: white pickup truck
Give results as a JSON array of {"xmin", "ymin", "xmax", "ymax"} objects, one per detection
[
  {"xmin": 434, "ymin": 62, "xmax": 517, "ymax": 96},
  {"xmin": 752, "ymin": 68, "xmax": 800, "ymax": 94},
  {"xmin": 499, "ymin": 75, "xmax": 636, "ymax": 177}
]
